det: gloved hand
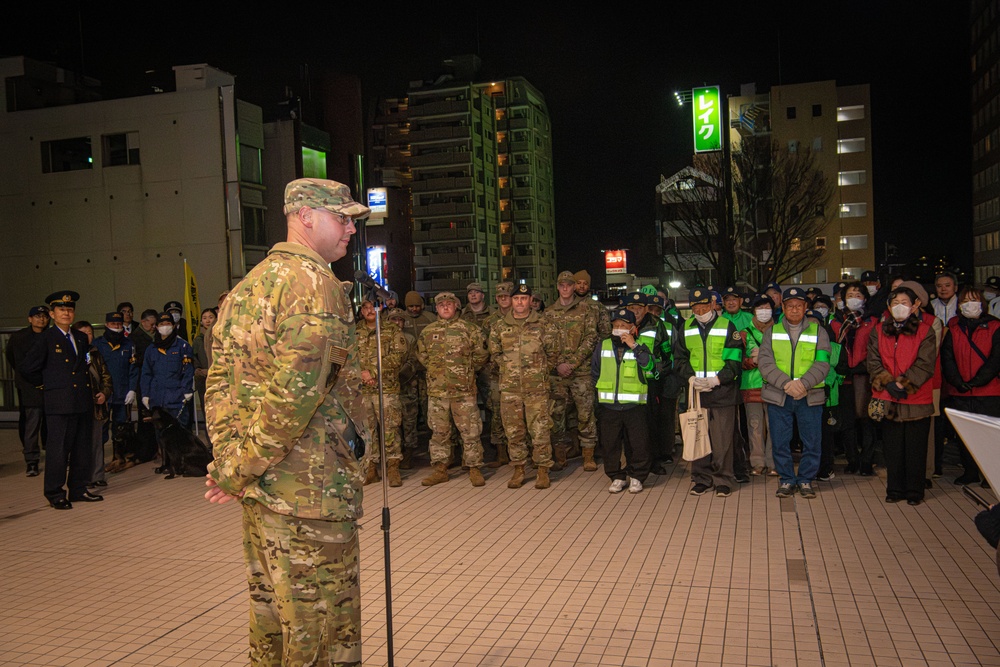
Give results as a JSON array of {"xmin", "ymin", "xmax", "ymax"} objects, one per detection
[
  {"xmin": 124, "ymin": 390, "xmax": 136, "ymax": 405},
  {"xmin": 142, "ymin": 397, "xmax": 150, "ymax": 409},
  {"xmin": 957, "ymin": 382, "xmax": 972, "ymax": 393},
  {"xmin": 694, "ymin": 376, "xmax": 720, "ymax": 392},
  {"xmin": 183, "ymin": 393, "xmax": 193, "ymax": 401},
  {"xmin": 784, "ymin": 379, "xmax": 807, "ymax": 399},
  {"xmin": 886, "ymin": 382, "xmax": 908, "ymax": 400}
]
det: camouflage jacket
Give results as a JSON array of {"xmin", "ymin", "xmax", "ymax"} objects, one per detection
[
  {"xmin": 461, "ymin": 303, "xmax": 494, "ymax": 330},
  {"xmin": 356, "ymin": 319, "xmax": 407, "ymax": 395},
  {"xmin": 205, "ymin": 242, "xmax": 370, "ymax": 526},
  {"xmin": 545, "ymin": 295, "xmax": 599, "ymax": 374},
  {"xmin": 488, "ymin": 311, "xmax": 559, "ymax": 394},
  {"xmin": 415, "ymin": 316, "xmax": 488, "ymax": 397},
  {"xmin": 581, "ymin": 296, "xmax": 612, "ymax": 340},
  {"xmin": 398, "ymin": 329, "xmax": 421, "ymax": 385}
]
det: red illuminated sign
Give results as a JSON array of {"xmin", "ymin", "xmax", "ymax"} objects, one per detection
[{"xmin": 605, "ymin": 250, "xmax": 627, "ymax": 274}]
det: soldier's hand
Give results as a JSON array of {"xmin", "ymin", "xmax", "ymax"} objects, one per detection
[
  {"xmin": 361, "ymin": 370, "xmax": 373, "ymax": 383},
  {"xmin": 557, "ymin": 362, "xmax": 574, "ymax": 378},
  {"xmin": 204, "ymin": 476, "xmax": 242, "ymax": 504}
]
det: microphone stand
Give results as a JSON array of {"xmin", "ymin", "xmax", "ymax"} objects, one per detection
[{"xmin": 367, "ymin": 287, "xmax": 395, "ymax": 667}]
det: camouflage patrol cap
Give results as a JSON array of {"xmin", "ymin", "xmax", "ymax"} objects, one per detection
[
  {"xmin": 611, "ymin": 308, "xmax": 636, "ymax": 325},
  {"xmin": 282, "ymin": 178, "xmax": 370, "ymax": 219},
  {"xmin": 557, "ymin": 271, "xmax": 576, "ymax": 284},
  {"xmin": 782, "ymin": 287, "xmax": 808, "ymax": 302},
  {"xmin": 513, "ymin": 283, "xmax": 532, "ymax": 297},
  {"xmin": 688, "ymin": 287, "xmax": 714, "ymax": 306},
  {"xmin": 466, "ymin": 282, "xmax": 485, "ymax": 294},
  {"xmin": 434, "ymin": 291, "xmax": 461, "ymax": 306},
  {"xmin": 495, "ymin": 282, "xmax": 513, "ymax": 296}
]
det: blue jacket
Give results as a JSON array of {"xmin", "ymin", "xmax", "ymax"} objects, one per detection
[
  {"xmin": 140, "ymin": 336, "xmax": 194, "ymax": 408},
  {"xmin": 94, "ymin": 334, "xmax": 139, "ymax": 404}
]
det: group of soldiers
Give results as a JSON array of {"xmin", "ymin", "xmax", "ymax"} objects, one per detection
[{"xmin": 355, "ymin": 269, "xmax": 645, "ymax": 490}]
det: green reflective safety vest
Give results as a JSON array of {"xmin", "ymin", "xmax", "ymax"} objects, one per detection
[
  {"xmin": 741, "ymin": 325, "xmax": 766, "ymax": 390},
  {"xmin": 595, "ymin": 339, "xmax": 648, "ymax": 404},
  {"xmin": 824, "ymin": 341, "xmax": 843, "ymax": 407},
  {"xmin": 685, "ymin": 315, "xmax": 740, "ymax": 377},
  {"xmin": 770, "ymin": 321, "xmax": 829, "ymax": 388},
  {"xmin": 722, "ymin": 310, "xmax": 753, "ymax": 333}
]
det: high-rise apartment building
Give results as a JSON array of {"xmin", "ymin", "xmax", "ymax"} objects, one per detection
[
  {"xmin": 972, "ymin": 0, "xmax": 1000, "ymax": 283},
  {"xmin": 369, "ymin": 57, "xmax": 556, "ymax": 303}
]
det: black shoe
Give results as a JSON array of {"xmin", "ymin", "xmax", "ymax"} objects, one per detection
[
  {"xmin": 690, "ymin": 483, "xmax": 712, "ymax": 496},
  {"xmin": 26, "ymin": 463, "xmax": 40, "ymax": 477},
  {"xmin": 650, "ymin": 465, "xmax": 669, "ymax": 476},
  {"xmin": 858, "ymin": 469, "xmax": 875, "ymax": 477},
  {"xmin": 50, "ymin": 499, "xmax": 72, "ymax": 510},
  {"xmin": 70, "ymin": 491, "xmax": 104, "ymax": 502},
  {"xmin": 954, "ymin": 473, "xmax": 980, "ymax": 485},
  {"xmin": 715, "ymin": 486, "xmax": 732, "ymax": 497},
  {"xmin": 844, "ymin": 464, "xmax": 858, "ymax": 475},
  {"xmin": 924, "ymin": 478, "xmax": 933, "ymax": 489},
  {"xmin": 775, "ymin": 483, "xmax": 796, "ymax": 498},
  {"xmin": 817, "ymin": 471, "xmax": 835, "ymax": 482},
  {"xmin": 735, "ymin": 473, "xmax": 750, "ymax": 484},
  {"xmin": 885, "ymin": 495, "xmax": 903, "ymax": 503},
  {"xmin": 89, "ymin": 480, "xmax": 108, "ymax": 487},
  {"xmin": 664, "ymin": 455, "xmax": 674, "ymax": 464},
  {"xmin": 907, "ymin": 498, "xmax": 922, "ymax": 506}
]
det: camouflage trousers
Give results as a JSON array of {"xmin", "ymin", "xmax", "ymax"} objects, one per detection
[
  {"xmin": 501, "ymin": 391, "xmax": 553, "ymax": 467},
  {"xmin": 487, "ymin": 369, "xmax": 507, "ymax": 446},
  {"xmin": 243, "ymin": 502, "xmax": 361, "ymax": 667},
  {"xmin": 399, "ymin": 377, "xmax": 420, "ymax": 450},
  {"xmin": 427, "ymin": 395, "xmax": 484, "ymax": 467},
  {"xmin": 361, "ymin": 392, "xmax": 402, "ymax": 462},
  {"xmin": 550, "ymin": 373, "xmax": 597, "ymax": 448}
]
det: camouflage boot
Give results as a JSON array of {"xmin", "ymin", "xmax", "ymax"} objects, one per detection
[
  {"xmin": 421, "ymin": 462, "xmax": 449, "ymax": 487},
  {"xmin": 363, "ymin": 460, "xmax": 380, "ymax": 486},
  {"xmin": 535, "ymin": 466, "xmax": 550, "ymax": 489},
  {"xmin": 508, "ymin": 464, "xmax": 526, "ymax": 489},
  {"xmin": 469, "ymin": 467, "xmax": 486, "ymax": 487},
  {"xmin": 386, "ymin": 460, "xmax": 402, "ymax": 488},
  {"xmin": 400, "ymin": 448, "xmax": 413, "ymax": 470},
  {"xmin": 551, "ymin": 443, "xmax": 568, "ymax": 471},
  {"xmin": 582, "ymin": 447, "xmax": 598, "ymax": 472}
]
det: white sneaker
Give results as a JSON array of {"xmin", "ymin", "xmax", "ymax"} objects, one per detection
[
  {"xmin": 609, "ymin": 479, "xmax": 628, "ymax": 493},
  {"xmin": 628, "ymin": 477, "xmax": 643, "ymax": 493}
]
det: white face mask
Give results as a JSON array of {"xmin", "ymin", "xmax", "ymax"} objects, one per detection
[
  {"xmin": 106, "ymin": 326, "xmax": 123, "ymax": 334},
  {"xmin": 612, "ymin": 328, "xmax": 631, "ymax": 338},
  {"xmin": 834, "ymin": 300, "xmax": 844, "ymax": 311},
  {"xmin": 890, "ymin": 304, "xmax": 912, "ymax": 321},
  {"xmin": 171, "ymin": 312, "xmax": 181, "ymax": 323},
  {"xmin": 694, "ymin": 310, "xmax": 714, "ymax": 324},
  {"xmin": 961, "ymin": 302, "xmax": 983, "ymax": 318},
  {"xmin": 755, "ymin": 308, "xmax": 772, "ymax": 322},
  {"xmin": 984, "ymin": 290, "xmax": 998, "ymax": 301},
  {"xmin": 157, "ymin": 325, "xmax": 175, "ymax": 337},
  {"xmin": 846, "ymin": 297, "xmax": 864, "ymax": 312},
  {"xmin": 866, "ymin": 285, "xmax": 878, "ymax": 295},
  {"xmin": 816, "ymin": 307, "xmax": 829, "ymax": 319}
]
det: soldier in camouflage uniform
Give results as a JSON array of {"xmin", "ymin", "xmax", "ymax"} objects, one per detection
[
  {"xmin": 400, "ymin": 291, "xmax": 436, "ymax": 458},
  {"xmin": 546, "ymin": 270, "xmax": 600, "ymax": 471},
  {"xmin": 482, "ymin": 282, "xmax": 514, "ymax": 465},
  {"xmin": 489, "ymin": 283, "xmax": 560, "ymax": 489},
  {"xmin": 461, "ymin": 281, "xmax": 496, "ymax": 461},
  {"xmin": 574, "ymin": 269, "xmax": 612, "ymax": 341},
  {"xmin": 204, "ymin": 178, "xmax": 372, "ymax": 667},
  {"xmin": 387, "ymin": 308, "xmax": 421, "ymax": 469},
  {"xmin": 416, "ymin": 292, "xmax": 489, "ymax": 486},
  {"xmin": 356, "ymin": 299, "xmax": 408, "ymax": 487}
]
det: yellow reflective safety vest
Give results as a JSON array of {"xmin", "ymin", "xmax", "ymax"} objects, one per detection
[
  {"xmin": 595, "ymin": 339, "xmax": 648, "ymax": 404},
  {"xmin": 684, "ymin": 316, "xmax": 735, "ymax": 378},
  {"xmin": 770, "ymin": 320, "xmax": 829, "ymax": 388}
]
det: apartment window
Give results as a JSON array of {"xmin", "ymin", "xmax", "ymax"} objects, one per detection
[
  {"xmin": 301, "ymin": 147, "xmax": 327, "ymax": 179},
  {"xmin": 239, "ymin": 145, "xmax": 262, "ymax": 184},
  {"xmin": 790, "ymin": 237, "xmax": 801, "ymax": 251},
  {"xmin": 815, "ymin": 268, "xmax": 828, "ymax": 283},
  {"xmin": 812, "ymin": 136, "xmax": 823, "ymax": 151},
  {"xmin": 789, "ymin": 272, "xmax": 804, "ymax": 285},
  {"xmin": 788, "ymin": 140, "xmax": 799, "ymax": 153},
  {"xmin": 242, "ymin": 206, "xmax": 267, "ymax": 247},
  {"xmin": 839, "ymin": 203, "xmax": 868, "ymax": 218},
  {"xmin": 841, "ymin": 267, "xmax": 863, "ymax": 280},
  {"xmin": 840, "ymin": 234, "xmax": 869, "ymax": 250},
  {"xmin": 816, "ymin": 236, "xmax": 827, "ymax": 249},
  {"xmin": 837, "ymin": 138, "xmax": 866, "ymax": 154},
  {"xmin": 787, "ymin": 106, "xmax": 797, "ymax": 119},
  {"xmin": 838, "ymin": 170, "xmax": 867, "ymax": 186},
  {"xmin": 41, "ymin": 137, "xmax": 93, "ymax": 173},
  {"xmin": 812, "ymin": 104, "xmax": 822, "ymax": 117},
  {"xmin": 102, "ymin": 132, "xmax": 140, "ymax": 166},
  {"xmin": 837, "ymin": 105, "xmax": 865, "ymax": 121}
]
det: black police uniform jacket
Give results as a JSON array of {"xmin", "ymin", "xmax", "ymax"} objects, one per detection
[
  {"xmin": 20, "ymin": 327, "xmax": 94, "ymax": 415},
  {"xmin": 5, "ymin": 326, "xmax": 45, "ymax": 407}
]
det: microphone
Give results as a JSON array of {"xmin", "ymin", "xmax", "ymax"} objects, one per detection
[{"xmin": 354, "ymin": 270, "xmax": 393, "ymax": 302}]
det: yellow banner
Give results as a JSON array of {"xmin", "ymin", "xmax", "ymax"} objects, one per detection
[{"xmin": 183, "ymin": 260, "xmax": 200, "ymax": 342}]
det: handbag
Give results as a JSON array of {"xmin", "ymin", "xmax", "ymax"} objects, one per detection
[{"xmin": 681, "ymin": 381, "xmax": 712, "ymax": 461}]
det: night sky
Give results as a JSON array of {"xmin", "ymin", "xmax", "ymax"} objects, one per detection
[{"xmin": 3, "ymin": 4, "xmax": 971, "ymax": 285}]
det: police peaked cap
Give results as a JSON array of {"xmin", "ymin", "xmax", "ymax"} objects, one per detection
[
  {"xmin": 513, "ymin": 283, "xmax": 532, "ymax": 297},
  {"xmin": 626, "ymin": 291, "xmax": 648, "ymax": 305},
  {"xmin": 750, "ymin": 293, "xmax": 774, "ymax": 309},
  {"xmin": 782, "ymin": 287, "xmax": 809, "ymax": 302},
  {"xmin": 163, "ymin": 301, "xmax": 183, "ymax": 312},
  {"xmin": 105, "ymin": 312, "xmax": 124, "ymax": 324},
  {"xmin": 763, "ymin": 282, "xmax": 782, "ymax": 293},
  {"xmin": 611, "ymin": 308, "xmax": 636, "ymax": 325},
  {"xmin": 46, "ymin": 291, "xmax": 79, "ymax": 308},
  {"xmin": 688, "ymin": 288, "xmax": 714, "ymax": 305}
]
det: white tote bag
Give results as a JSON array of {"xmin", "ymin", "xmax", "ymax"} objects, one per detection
[{"xmin": 681, "ymin": 382, "xmax": 712, "ymax": 461}]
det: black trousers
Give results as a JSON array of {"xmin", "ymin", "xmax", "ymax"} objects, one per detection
[
  {"xmin": 882, "ymin": 418, "xmax": 930, "ymax": 501},
  {"xmin": 599, "ymin": 404, "xmax": 652, "ymax": 483},
  {"xmin": 646, "ymin": 381, "xmax": 677, "ymax": 465},
  {"xmin": 44, "ymin": 412, "xmax": 94, "ymax": 503},
  {"xmin": 19, "ymin": 405, "xmax": 45, "ymax": 464},
  {"xmin": 839, "ymin": 381, "xmax": 876, "ymax": 473}
]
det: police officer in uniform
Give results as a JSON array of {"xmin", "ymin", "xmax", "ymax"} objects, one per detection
[
  {"xmin": 163, "ymin": 300, "xmax": 188, "ymax": 341},
  {"xmin": 5, "ymin": 304, "xmax": 50, "ymax": 476},
  {"xmin": 20, "ymin": 292, "xmax": 104, "ymax": 509}
]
